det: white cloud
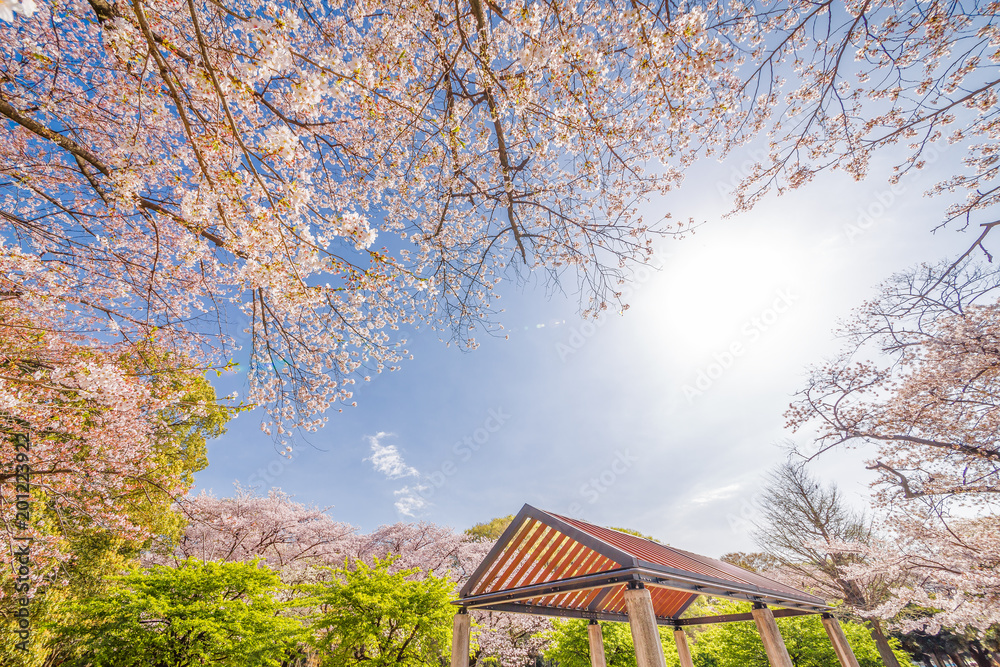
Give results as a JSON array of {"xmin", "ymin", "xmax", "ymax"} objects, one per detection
[
  {"xmin": 690, "ymin": 483, "xmax": 741, "ymax": 505},
  {"xmin": 394, "ymin": 485, "xmax": 430, "ymax": 517},
  {"xmin": 365, "ymin": 432, "xmax": 418, "ymax": 479}
]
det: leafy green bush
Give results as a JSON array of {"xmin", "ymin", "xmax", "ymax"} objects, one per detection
[
  {"xmin": 306, "ymin": 556, "xmax": 455, "ymax": 667},
  {"xmin": 47, "ymin": 558, "xmax": 305, "ymax": 666}
]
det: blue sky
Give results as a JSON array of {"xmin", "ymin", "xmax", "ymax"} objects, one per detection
[{"xmin": 195, "ymin": 140, "xmax": 987, "ymax": 558}]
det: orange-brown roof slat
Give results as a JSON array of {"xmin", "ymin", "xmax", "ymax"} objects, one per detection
[
  {"xmin": 529, "ymin": 534, "xmax": 582, "ymax": 587},
  {"xmin": 540, "ymin": 540, "xmax": 589, "ymax": 586},
  {"xmin": 560, "ymin": 580, "xmax": 606, "ymax": 609},
  {"xmin": 601, "ymin": 583, "xmax": 628, "ymax": 614},
  {"xmin": 457, "ymin": 505, "xmax": 829, "ymax": 622},
  {"xmin": 647, "ymin": 584, "xmax": 693, "ymax": 619},
  {"xmin": 478, "ymin": 521, "xmax": 550, "ymax": 595},
  {"xmin": 561, "ymin": 544, "xmax": 606, "ymax": 580},
  {"xmin": 568, "ymin": 586, "xmax": 603, "ymax": 610},
  {"xmin": 470, "ymin": 517, "xmax": 539, "ymax": 596},
  {"xmin": 507, "ymin": 530, "xmax": 571, "ymax": 590}
]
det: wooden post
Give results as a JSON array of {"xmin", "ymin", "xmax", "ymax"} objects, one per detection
[
  {"xmin": 624, "ymin": 585, "xmax": 668, "ymax": 667},
  {"xmin": 674, "ymin": 627, "xmax": 695, "ymax": 667},
  {"xmin": 588, "ymin": 620, "xmax": 608, "ymax": 667},
  {"xmin": 868, "ymin": 619, "xmax": 902, "ymax": 667},
  {"xmin": 822, "ymin": 614, "xmax": 861, "ymax": 667},
  {"xmin": 451, "ymin": 609, "xmax": 471, "ymax": 667},
  {"xmin": 751, "ymin": 604, "xmax": 794, "ymax": 667}
]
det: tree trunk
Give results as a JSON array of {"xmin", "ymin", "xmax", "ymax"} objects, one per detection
[
  {"xmin": 868, "ymin": 619, "xmax": 902, "ymax": 667},
  {"xmin": 948, "ymin": 652, "xmax": 966, "ymax": 667},
  {"xmin": 967, "ymin": 645, "xmax": 993, "ymax": 667}
]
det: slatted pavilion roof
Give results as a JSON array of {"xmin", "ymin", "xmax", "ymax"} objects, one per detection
[{"xmin": 456, "ymin": 505, "xmax": 828, "ymax": 624}]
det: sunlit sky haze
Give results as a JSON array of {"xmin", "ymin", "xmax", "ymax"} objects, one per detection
[{"xmin": 196, "ymin": 140, "xmax": 990, "ymax": 557}]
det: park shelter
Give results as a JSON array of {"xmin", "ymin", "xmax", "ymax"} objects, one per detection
[{"xmin": 450, "ymin": 505, "xmax": 863, "ymax": 667}]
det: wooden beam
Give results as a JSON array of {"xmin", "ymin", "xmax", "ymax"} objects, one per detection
[
  {"xmin": 625, "ymin": 586, "xmax": 668, "ymax": 667},
  {"xmin": 752, "ymin": 605, "xmax": 794, "ymax": 667},
  {"xmin": 822, "ymin": 614, "xmax": 861, "ymax": 667},
  {"xmin": 477, "ymin": 601, "xmax": 634, "ymax": 624},
  {"xmin": 674, "ymin": 608, "xmax": 817, "ymax": 626},
  {"xmin": 451, "ymin": 610, "xmax": 471, "ymax": 667},
  {"xmin": 589, "ymin": 620, "xmax": 608, "ymax": 667},
  {"xmin": 458, "ymin": 568, "xmax": 828, "ymax": 613},
  {"xmin": 457, "ymin": 569, "xmax": 638, "ymax": 608},
  {"xmin": 472, "ymin": 600, "xmax": 816, "ymax": 628},
  {"xmin": 674, "ymin": 628, "xmax": 695, "ymax": 667}
]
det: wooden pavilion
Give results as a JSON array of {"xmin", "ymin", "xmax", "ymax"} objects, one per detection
[{"xmin": 451, "ymin": 505, "xmax": 862, "ymax": 667}]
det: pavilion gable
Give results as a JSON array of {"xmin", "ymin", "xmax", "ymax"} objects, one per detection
[
  {"xmin": 461, "ymin": 505, "xmax": 634, "ymax": 598},
  {"xmin": 451, "ymin": 505, "xmax": 864, "ymax": 667},
  {"xmin": 458, "ymin": 505, "xmax": 827, "ymax": 623}
]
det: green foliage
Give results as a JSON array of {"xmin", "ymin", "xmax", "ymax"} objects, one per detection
[
  {"xmin": 688, "ymin": 601, "xmax": 908, "ymax": 667},
  {"xmin": 717, "ymin": 552, "xmax": 781, "ymax": 573},
  {"xmin": 306, "ymin": 556, "xmax": 455, "ymax": 667},
  {"xmin": 544, "ymin": 619, "xmax": 680, "ymax": 667},
  {"xmin": 544, "ymin": 602, "xmax": 910, "ymax": 667},
  {"xmin": 607, "ymin": 527, "xmax": 662, "ymax": 543},
  {"xmin": 0, "ymin": 534, "xmax": 140, "ymax": 667},
  {"xmin": 131, "ymin": 364, "xmax": 234, "ymax": 542},
  {"xmin": 46, "ymin": 559, "xmax": 305, "ymax": 667},
  {"xmin": 0, "ymin": 368, "xmax": 233, "ymax": 664},
  {"xmin": 465, "ymin": 515, "xmax": 515, "ymax": 542}
]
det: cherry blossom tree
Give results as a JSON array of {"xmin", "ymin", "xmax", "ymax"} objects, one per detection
[
  {"xmin": 832, "ymin": 510, "xmax": 1000, "ymax": 634},
  {"xmin": 3, "ymin": 0, "xmax": 999, "ymax": 433},
  {"xmin": 162, "ymin": 487, "xmax": 494, "ymax": 582},
  {"xmin": 471, "ymin": 610, "xmax": 552, "ymax": 667},
  {"xmin": 151, "ymin": 486, "xmax": 357, "ymax": 588},
  {"xmin": 709, "ymin": 1, "xmax": 1000, "ymax": 242},
  {"xmin": 750, "ymin": 464, "xmax": 906, "ymax": 666},
  {"xmin": 787, "ymin": 259, "xmax": 1000, "ymax": 631},
  {"xmin": 0, "ymin": 0, "xmax": 732, "ymax": 433},
  {"xmin": 788, "ymin": 259, "xmax": 1000, "ymax": 510},
  {"xmin": 0, "ymin": 292, "xmax": 231, "ymax": 594},
  {"xmin": 352, "ymin": 520, "xmax": 489, "ymax": 577}
]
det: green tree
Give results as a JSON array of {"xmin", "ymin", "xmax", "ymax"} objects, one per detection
[
  {"xmin": 46, "ymin": 559, "xmax": 305, "ymax": 667},
  {"xmin": 0, "ymin": 362, "xmax": 234, "ymax": 666},
  {"xmin": 307, "ymin": 556, "xmax": 455, "ymax": 667},
  {"xmin": 465, "ymin": 515, "xmax": 515, "ymax": 543},
  {"xmin": 544, "ymin": 618, "xmax": 680, "ymax": 667},
  {"xmin": 607, "ymin": 527, "xmax": 663, "ymax": 543},
  {"xmin": 718, "ymin": 552, "xmax": 781, "ymax": 574},
  {"xmin": 688, "ymin": 601, "xmax": 908, "ymax": 667},
  {"xmin": 128, "ymin": 359, "xmax": 235, "ymax": 542}
]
